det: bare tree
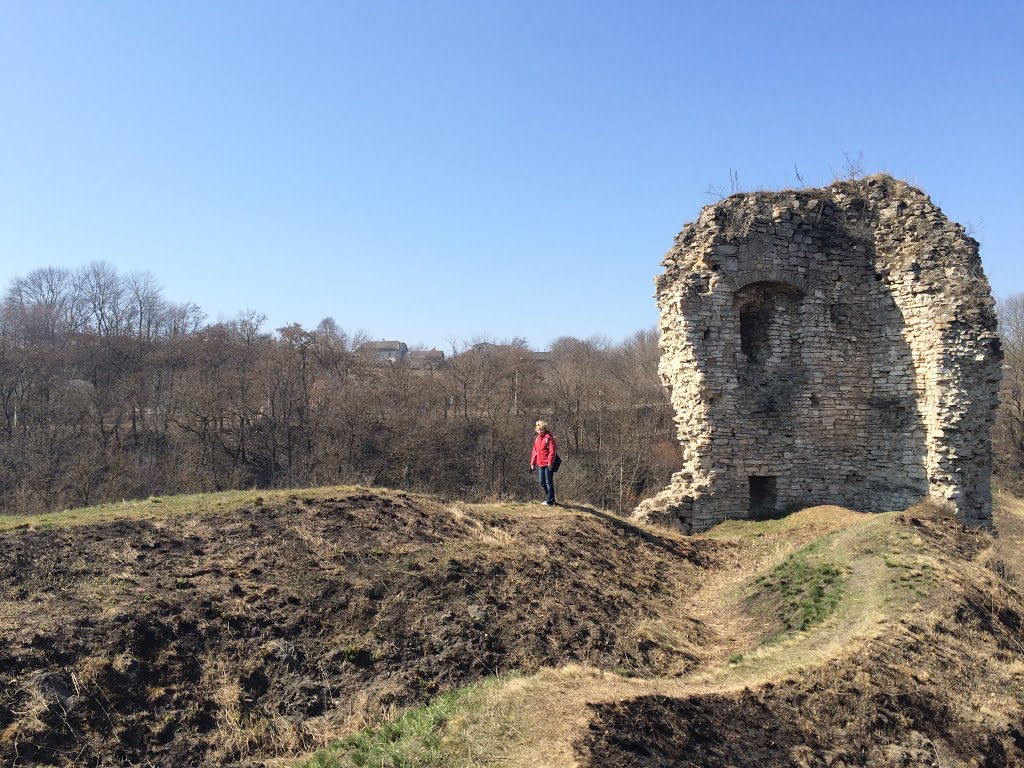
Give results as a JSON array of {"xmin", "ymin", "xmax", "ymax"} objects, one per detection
[
  {"xmin": 831, "ymin": 151, "xmax": 866, "ymax": 182},
  {"xmin": 77, "ymin": 261, "xmax": 127, "ymax": 337},
  {"xmin": 995, "ymin": 293, "xmax": 1024, "ymax": 493},
  {"xmin": 0, "ymin": 264, "xmax": 683, "ymax": 515},
  {"xmin": 163, "ymin": 302, "xmax": 206, "ymax": 336},
  {"xmin": 2, "ymin": 266, "xmax": 82, "ymax": 341},
  {"xmin": 124, "ymin": 270, "xmax": 166, "ymax": 340}
]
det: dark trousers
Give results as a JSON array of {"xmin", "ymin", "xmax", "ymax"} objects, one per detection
[{"xmin": 538, "ymin": 466, "xmax": 555, "ymax": 504}]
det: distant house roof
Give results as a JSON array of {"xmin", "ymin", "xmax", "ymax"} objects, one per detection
[
  {"xmin": 361, "ymin": 340, "xmax": 407, "ymax": 352},
  {"xmin": 359, "ymin": 340, "xmax": 409, "ymax": 363}
]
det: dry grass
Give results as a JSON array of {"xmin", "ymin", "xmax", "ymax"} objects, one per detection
[
  {"xmin": 3, "ymin": 675, "xmax": 51, "ymax": 752},
  {"xmin": 0, "ymin": 485, "xmax": 366, "ymax": 532},
  {"xmin": 992, "ymin": 490, "xmax": 1024, "ymax": 578},
  {"xmin": 201, "ymin": 655, "xmax": 328, "ymax": 764},
  {"xmin": 0, "ymin": 484, "xmax": 591, "ymax": 535},
  {"xmin": 448, "ymin": 504, "xmax": 515, "ymax": 548},
  {"xmin": 463, "ymin": 499, "xmax": 576, "ymax": 520},
  {"xmin": 7, "ymin": 484, "xmax": 1018, "ymax": 768},
  {"xmin": 435, "ymin": 666, "xmax": 644, "ymax": 768},
  {"xmin": 438, "ymin": 512, "xmax": 998, "ymax": 767},
  {"xmin": 290, "ymin": 502, "xmax": 951, "ymax": 768}
]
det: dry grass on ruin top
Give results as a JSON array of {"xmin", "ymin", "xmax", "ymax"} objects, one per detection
[{"xmin": 2, "ymin": 489, "xmax": 1022, "ymax": 768}]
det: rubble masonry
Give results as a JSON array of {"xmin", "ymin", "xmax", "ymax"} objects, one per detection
[{"xmin": 634, "ymin": 176, "xmax": 1002, "ymax": 532}]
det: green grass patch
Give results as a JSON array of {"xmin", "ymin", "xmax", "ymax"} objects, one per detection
[
  {"xmin": 702, "ymin": 515, "xmax": 795, "ymax": 542},
  {"xmin": 882, "ymin": 553, "xmax": 936, "ymax": 597},
  {"xmin": 297, "ymin": 681, "xmax": 494, "ymax": 768},
  {"xmin": 754, "ymin": 542, "xmax": 849, "ymax": 633}
]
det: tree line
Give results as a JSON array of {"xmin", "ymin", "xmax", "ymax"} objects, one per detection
[
  {"xmin": 0, "ymin": 263, "xmax": 681, "ymax": 515},
  {"xmin": 995, "ymin": 293, "xmax": 1024, "ymax": 496},
  {"xmin": 3, "ymin": 262, "xmax": 1021, "ymax": 518}
]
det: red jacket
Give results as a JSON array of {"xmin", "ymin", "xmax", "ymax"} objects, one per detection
[{"xmin": 531, "ymin": 431, "xmax": 557, "ymax": 468}]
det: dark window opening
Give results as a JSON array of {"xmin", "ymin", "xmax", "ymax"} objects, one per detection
[
  {"xmin": 739, "ymin": 305, "xmax": 771, "ymax": 363},
  {"xmin": 749, "ymin": 475, "xmax": 778, "ymax": 520},
  {"xmin": 734, "ymin": 281, "xmax": 803, "ymax": 370}
]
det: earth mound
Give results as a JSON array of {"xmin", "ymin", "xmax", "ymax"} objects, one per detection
[
  {"xmin": 0, "ymin": 489, "xmax": 722, "ymax": 767},
  {"xmin": 3, "ymin": 490, "xmax": 1023, "ymax": 768}
]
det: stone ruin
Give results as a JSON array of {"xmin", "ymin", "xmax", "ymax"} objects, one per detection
[{"xmin": 634, "ymin": 175, "xmax": 1002, "ymax": 533}]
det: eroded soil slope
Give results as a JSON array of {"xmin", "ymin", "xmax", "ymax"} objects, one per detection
[{"xmin": 0, "ymin": 490, "xmax": 722, "ymax": 767}]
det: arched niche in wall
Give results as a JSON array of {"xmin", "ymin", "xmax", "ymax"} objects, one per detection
[{"xmin": 733, "ymin": 280, "xmax": 805, "ymax": 413}]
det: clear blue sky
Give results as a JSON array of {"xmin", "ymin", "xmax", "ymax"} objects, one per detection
[{"xmin": 1, "ymin": 1, "xmax": 1021, "ymax": 350}]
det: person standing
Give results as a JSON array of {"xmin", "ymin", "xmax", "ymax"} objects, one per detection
[{"xmin": 530, "ymin": 420, "xmax": 557, "ymax": 505}]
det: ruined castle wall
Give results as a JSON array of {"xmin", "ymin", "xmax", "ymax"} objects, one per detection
[{"xmin": 635, "ymin": 176, "xmax": 1001, "ymax": 532}]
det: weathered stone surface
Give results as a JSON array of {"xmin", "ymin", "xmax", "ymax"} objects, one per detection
[{"xmin": 634, "ymin": 176, "xmax": 1002, "ymax": 532}]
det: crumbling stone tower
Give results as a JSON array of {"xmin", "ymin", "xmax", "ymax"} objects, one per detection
[{"xmin": 634, "ymin": 176, "xmax": 1002, "ymax": 532}]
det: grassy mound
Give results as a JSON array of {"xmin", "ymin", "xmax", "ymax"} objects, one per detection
[
  {"xmin": 0, "ymin": 488, "xmax": 720, "ymax": 767},
  {"xmin": 297, "ymin": 497, "xmax": 1024, "ymax": 768},
  {"xmin": 2, "ymin": 489, "xmax": 1022, "ymax": 767}
]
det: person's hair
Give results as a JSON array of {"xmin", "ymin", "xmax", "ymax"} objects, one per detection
[{"xmin": 535, "ymin": 420, "xmax": 549, "ymax": 432}]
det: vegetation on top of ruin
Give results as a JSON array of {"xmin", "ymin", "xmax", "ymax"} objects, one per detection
[{"xmin": 702, "ymin": 173, "xmax": 937, "ymax": 220}]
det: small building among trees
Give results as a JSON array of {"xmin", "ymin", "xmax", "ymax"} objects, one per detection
[{"xmin": 360, "ymin": 340, "xmax": 408, "ymax": 363}]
